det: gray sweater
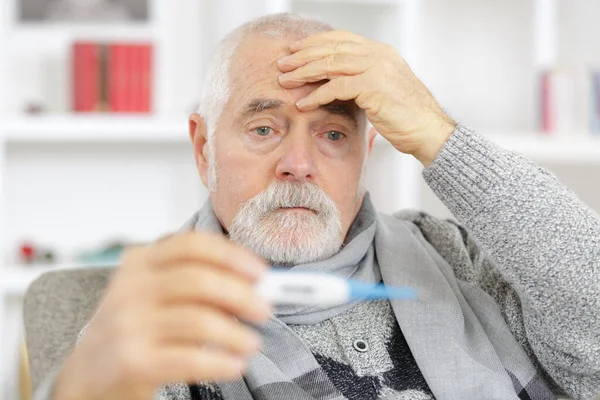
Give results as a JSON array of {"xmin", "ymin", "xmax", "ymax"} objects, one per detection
[
  {"xmin": 424, "ymin": 126, "xmax": 599, "ymax": 399},
  {"xmin": 38, "ymin": 126, "xmax": 600, "ymax": 400},
  {"xmin": 160, "ymin": 126, "xmax": 600, "ymax": 399}
]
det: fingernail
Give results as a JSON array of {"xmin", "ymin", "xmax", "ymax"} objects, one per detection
[
  {"xmin": 278, "ymin": 73, "xmax": 292, "ymax": 83},
  {"xmin": 296, "ymin": 98, "xmax": 309, "ymax": 109}
]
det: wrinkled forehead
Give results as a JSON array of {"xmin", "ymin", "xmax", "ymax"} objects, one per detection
[{"xmin": 228, "ymin": 34, "xmax": 366, "ymax": 128}]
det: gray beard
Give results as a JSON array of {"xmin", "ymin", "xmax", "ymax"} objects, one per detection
[{"xmin": 228, "ymin": 181, "xmax": 343, "ymax": 265}]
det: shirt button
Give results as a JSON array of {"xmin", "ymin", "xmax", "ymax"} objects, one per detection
[{"xmin": 353, "ymin": 339, "xmax": 369, "ymax": 353}]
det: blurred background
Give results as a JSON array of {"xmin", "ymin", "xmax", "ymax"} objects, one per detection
[{"xmin": 1, "ymin": 0, "xmax": 599, "ymax": 398}]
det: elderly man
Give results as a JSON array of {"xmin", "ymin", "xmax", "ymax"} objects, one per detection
[{"xmin": 43, "ymin": 13, "xmax": 599, "ymax": 400}]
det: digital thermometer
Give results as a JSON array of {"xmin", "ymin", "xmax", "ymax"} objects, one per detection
[{"xmin": 257, "ymin": 270, "xmax": 417, "ymax": 306}]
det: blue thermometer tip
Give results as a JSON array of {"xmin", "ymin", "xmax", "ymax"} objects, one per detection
[{"xmin": 349, "ymin": 280, "xmax": 417, "ymax": 301}]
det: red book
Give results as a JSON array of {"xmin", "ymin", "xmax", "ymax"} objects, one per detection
[
  {"xmin": 596, "ymin": 73, "xmax": 600, "ymax": 122},
  {"xmin": 141, "ymin": 44, "xmax": 153, "ymax": 113},
  {"xmin": 108, "ymin": 44, "xmax": 119, "ymax": 112},
  {"xmin": 108, "ymin": 42, "xmax": 153, "ymax": 113},
  {"xmin": 84, "ymin": 43, "xmax": 100, "ymax": 112},
  {"xmin": 120, "ymin": 44, "xmax": 130, "ymax": 112},
  {"xmin": 125, "ymin": 44, "xmax": 136, "ymax": 112},
  {"xmin": 73, "ymin": 42, "xmax": 99, "ymax": 112},
  {"xmin": 540, "ymin": 71, "xmax": 552, "ymax": 134},
  {"xmin": 109, "ymin": 44, "xmax": 129, "ymax": 113},
  {"xmin": 131, "ymin": 45, "xmax": 143, "ymax": 112}
]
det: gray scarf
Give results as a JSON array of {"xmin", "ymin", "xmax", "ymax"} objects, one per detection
[{"xmin": 184, "ymin": 194, "xmax": 550, "ymax": 400}]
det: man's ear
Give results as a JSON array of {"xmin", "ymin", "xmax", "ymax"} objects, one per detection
[
  {"xmin": 367, "ymin": 126, "xmax": 377, "ymax": 156},
  {"xmin": 189, "ymin": 113, "xmax": 210, "ymax": 187}
]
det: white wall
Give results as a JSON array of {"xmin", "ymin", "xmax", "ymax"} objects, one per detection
[
  {"xmin": 418, "ymin": 0, "xmax": 536, "ymax": 132},
  {"xmin": 5, "ymin": 142, "xmax": 205, "ymax": 262}
]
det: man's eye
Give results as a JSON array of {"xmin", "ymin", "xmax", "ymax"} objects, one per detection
[
  {"xmin": 254, "ymin": 127, "xmax": 273, "ymax": 136},
  {"xmin": 327, "ymin": 131, "xmax": 344, "ymax": 141}
]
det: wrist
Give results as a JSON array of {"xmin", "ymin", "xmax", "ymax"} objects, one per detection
[{"xmin": 413, "ymin": 116, "xmax": 456, "ymax": 168}]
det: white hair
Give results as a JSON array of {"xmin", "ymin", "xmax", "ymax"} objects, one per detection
[{"xmin": 197, "ymin": 13, "xmax": 335, "ymax": 191}]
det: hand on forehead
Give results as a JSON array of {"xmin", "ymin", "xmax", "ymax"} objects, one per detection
[{"xmin": 229, "ymin": 34, "xmax": 361, "ymax": 121}]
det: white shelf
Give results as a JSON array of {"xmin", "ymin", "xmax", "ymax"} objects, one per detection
[
  {"xmin": 10, "ymin": 23, "xmax": 156, "ymax": 41},
  {"xmin": 3, "ymin": 115, "xmax": 190, "ymax": 143}
]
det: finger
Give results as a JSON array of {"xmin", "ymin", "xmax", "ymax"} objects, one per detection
[
  {"xmin": 149, "ymin": 232, "xmax": 268, "ymax": 280},
  {"xmin": 156, "ymin": 306, "xmax": 262, "ymax": 356},
  {"xmin": 278, "ymin": 41, "xmax": 369, "ymax": 72},
  {"xmin": 296, "ymin": 76, "xmax": 363, "ymax": 111},
  {"xmin": 279, "ymin": 55, "xmax": 372, "ymax": 89},
  {"xmin": 148, "ymin": 345, "xmax": 248, "ymax": 383},
  {"xmin": 154, "ymin": 266, "xmax": 271, "ymax": 323},
  {"xmin": 289, "ymin": 30, "xmax": 368, "ymax": 52}
]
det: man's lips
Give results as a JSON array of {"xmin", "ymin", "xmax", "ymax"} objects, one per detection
[{"xmin": 278, "ymin": 206, "xmax": 317, "ymax": 214}]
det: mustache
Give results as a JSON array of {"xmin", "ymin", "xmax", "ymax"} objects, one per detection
[
  {"xmin": 229, "ymin": 180, "xmax": 344, "ymax": 265},
  {"xmin": 242, "ymin": 181, "xmax": 336, "ymax": 216}
]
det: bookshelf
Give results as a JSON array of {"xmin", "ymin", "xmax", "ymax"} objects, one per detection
[
  {"xmin": 4, "ymin": 115, "xmax": 189, "ymax": 143},
  {"xmin": 1, "ymin": 0, "xmax": 599, "ymax": 398}
]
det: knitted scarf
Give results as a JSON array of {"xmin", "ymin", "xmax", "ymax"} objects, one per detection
[{"xmin": 183, "ymin": 194, "xmax": 552, "ymax": 400}]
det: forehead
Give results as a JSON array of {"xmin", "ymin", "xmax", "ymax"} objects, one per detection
[
  {"xmin": 227, "ymin": 34, "xmax": 362, "ymax": 120},
  {"xmin": 229, "ymin": 34, "xmax": 291, "ymax": 94}
]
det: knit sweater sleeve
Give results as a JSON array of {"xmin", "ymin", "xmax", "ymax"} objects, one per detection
[{"xmin": 421, "ymin": 125, "xmax": 600, "ymax": 399}]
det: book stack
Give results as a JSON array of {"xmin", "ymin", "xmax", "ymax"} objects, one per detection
[
  {"xmin": 540, "ymin": 68, "xmax": 600, "ymax": 135},
  {"xmin": 73, "ymin": 41, "xmax": 153, "ymax": 113},
  {"xmin": 539, "ymin": 68, "xmax": 576, "ymax": 135}
]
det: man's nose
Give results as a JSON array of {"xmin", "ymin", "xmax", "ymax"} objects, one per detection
[{"xmin": 275, "ymin": 130, "xmax": 317, "ymax": 182}]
